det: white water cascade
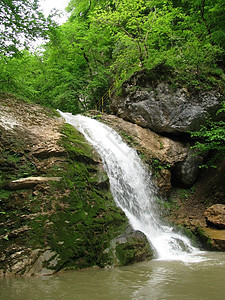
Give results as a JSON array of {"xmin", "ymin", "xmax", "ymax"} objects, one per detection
[{"xmin": 59, "ymin": 111, "xmax": 202, "ymax": 261}]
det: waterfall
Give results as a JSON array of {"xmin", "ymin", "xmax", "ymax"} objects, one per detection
[{"xmin": 59, "ymin": 111, "xmax": 201, "ymax": 261}]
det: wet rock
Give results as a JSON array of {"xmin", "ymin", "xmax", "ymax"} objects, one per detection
[
  {"xmin": 100, "ymin": 227, "xmax": 153, "ymax": 267},
  {"xmin": 1, "ymin": 247, "xmax": 60, "ymax": 277},
  {"xmin": 25, "ymin": 249, "xmax": 60, "ymax": 276},
  {"xmin": 199, "ymin": 228, "xmax": 225, "ymax": 251},
  {"xmin": 172, "ymin": 149, "xmax": 203, "ymax": 187},
  {"xmin": 156, "ymin": 169, "xmax": 172, "ymax": 195},
  {"xmin": 89, "ymin": 163, "xmax": 110, "ymax": 189},
  {"xmin": 98, "ymin": 114, "xmax": 188, "ymax": 165},
  {"xmin": 111, "ymin": 70, "xmax": 223, "ymax": 135},
  {"xmin": 97, "ymin": 113, "xmax": 201, "ymax": 190},
  {"xmin": 0, "ymin": 245, "xmax": 31, "ymax": 277},
  {"xmin": 0, "ymin": 96, "xmax": 133, "ymax": 277},
  {"xmin": 204, "ymin": 204, "xmax": 225, "ymax": 229},
  {"xmin": 7, "ymin": 176, "xmax": 62, "ymax": 190}
]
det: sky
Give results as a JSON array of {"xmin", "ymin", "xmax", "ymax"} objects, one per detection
[
  {"xmin": 39, "ymin": 0, "xmax": 70, "ymax": 24},
  {"xmin": 31, "ymin": 0, "xmax": 70, "ymax": 49}
]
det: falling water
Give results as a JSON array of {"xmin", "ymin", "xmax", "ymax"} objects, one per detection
[{"xmin": 59, "ymin": 111, "xmax": 202, "ymax": 261}]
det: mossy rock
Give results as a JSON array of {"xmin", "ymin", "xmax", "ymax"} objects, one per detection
[
  {"xmin": 0, "ymin": 104, "xmax": 154, "ymax": 276},
  {"xmin": 98, "ymin": 226, "xmax": 153, "ymax": 267},
  {"xmin": 195, "ymin": 227, "xmax": 225, "ymax": 251}
]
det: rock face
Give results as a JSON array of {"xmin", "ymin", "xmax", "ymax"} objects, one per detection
[
  {"xmin": 166, "ymin": 159, "xmax": 225, "ymax": 252},
  {"xmin": 0, "ymin": 94, "xmax": 153, "ymax": 277},
  {"xmin": 95, "ymin": 113, "xmax": 202, "ymax": 192},
  {"xmin": 111, "ymin": 70, "xmax": 223, "ymax": 135},
  {"xmin": 204, "ymin": 204, "xmax": 225, "ymax": 229},
  {"xmin": 98, "ymin": 114, "xmax": 187, "ymax": 165}
]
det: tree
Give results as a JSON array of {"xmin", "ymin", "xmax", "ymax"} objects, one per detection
[
  {"xmin": 67, "ymin": 0, "xmax": 106, "ymax": 19},
  {"xmin": 0, "ymin": 0, "xmax": 224, "ymax": 112},
  {"xmin": 0, "ymin": 0, "xmax": 52, "ymax": 55},
  {"xmin": 178, "ymin": 0, "xmax": 225, "ymax": 49}
]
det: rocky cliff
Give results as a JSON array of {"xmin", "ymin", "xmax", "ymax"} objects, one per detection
[
  {"xmin": 91, "ymin": 113, "xmax": 203, "ymax": 191},
  {"xmin": 1, "ymin": 81, "xmax": 224, "ymax": 277},
  {"xmin": 0, "ymin": 94, "xmax": 153, "ymax": 277},
  {"xmin": 108, "ymin": 69, "xmax": 225, "ymax": 251},
  {"xmin": 111, "ymin": 69, "xmax": 223, "ymax": 135}
]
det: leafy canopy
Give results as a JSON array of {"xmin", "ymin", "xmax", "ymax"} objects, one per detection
[
  {"xmin": 0, "ymin": 0, "xmax": 53, "ymax": 55},
  {"xmin": 0, "ymin": 0, "xmax": 224, "ymax": 114}
]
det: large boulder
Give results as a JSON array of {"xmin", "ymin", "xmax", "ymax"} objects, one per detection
[
  {"xmin": 204, "ymin": 204, "xmax": 225, "ymax": 229},
  {"xmin": 198, "ymin": 228, "xmax": 225, "ymax": 251},
  {"xmin": 97, "ymin": 114, "xmax": 187, "ymax": 165},
  {"xmin": 111, "ymin": 70, "xmax": 223, "ymax": 135},
  {"xmin": 172, "ymin": 149, "xmax": 203, "ymax": 187},
  {"xmin": 99, "ymin": 227, "xmax": 153, "ymax": 267}
]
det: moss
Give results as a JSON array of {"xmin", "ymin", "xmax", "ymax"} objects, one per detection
[
  {"xmin": 119, "ymin": 131, "xmax": 139, "ymax": 148},
  {"xmin": 97, "ymin": 229, "xmax": 153, "ymax": 267},
  {"xmin": 40, "ymin": 124, "xmax": 130, "ymax": 270},
  {"xmin": 60, "ymin": 123, "xmax": 98, "ymax": 163},
  {"xmin": 1, "ymin": 122, "xmax": 130, "ymax": 273},
  {"xmin": 148, "ymin": 158, "xmax": 171, "ymax": 176},
  {"xmin": 0, "ymin": 129, "xmax": 38, "ymax": 184},
  {"xmin": 0, "ymin": 100, "xmax": 154, "ymax": 275},
  {"xmin": 195, "ymin": 227, "xmax": 214, "ymax": 250},
  {"xmin": 174, "ymin": 225, "xmax": 199, "ymax": 248},
  {"xmin": 114, "ymin": 239, "xmax": 152, "ymax": 266}
]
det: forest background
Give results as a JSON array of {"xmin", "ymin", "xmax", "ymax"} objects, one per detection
[{"xmin": 0, "ymin": 0, "xmax": 225, "ymax": 157}]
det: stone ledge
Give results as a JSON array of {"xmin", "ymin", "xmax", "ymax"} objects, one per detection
[
  {"xmin": 7, "ymin": 176, "xmax": 62, "ymax": 190},
  {"xmin": 200, "ymin": 228, "xmax": 225, "ymax": 251}
]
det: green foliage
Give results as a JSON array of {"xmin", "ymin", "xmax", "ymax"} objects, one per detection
[
  {"xmin": 179, "ymin": 0, "xmax": 225, "ymax": 49},
  {"xmin": 67, "ymin": 0, "xmax": 106, "ymax": 19},
  {"xmin": 0, "ymin": 0, "xmax": 224, "ymax": 111},
  {"xmin": 191, "ymin": 102, "xmax": 225, "ymax": 166},
  {"xmin": 0, "ymin": 0, "xmax": 54, "ymax": 55}
]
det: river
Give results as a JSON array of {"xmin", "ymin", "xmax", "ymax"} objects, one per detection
[{"xmin": 1, "ymin": 252, "xmax": 225, "ymax": 299}]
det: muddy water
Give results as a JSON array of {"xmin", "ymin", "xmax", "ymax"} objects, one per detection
[{"xmin": 1, "ymin": 252, "xmax": 225, "ymax": 300}]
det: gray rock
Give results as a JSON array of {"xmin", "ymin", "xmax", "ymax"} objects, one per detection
[
  {"xmin": 0, "ymin": 247, "xmax": 60, "ymax": 277},
  {"xmin": 172, "ymin": 149, "xmax": 203, "ymax": 186},
  {"xmin": 32, "ymin": 145, "xmax": 66, "ymax": 159},
  {"xmin": 111, "ymin": 70, "xmax": 223, "ymax": 134},
  {"xmin": 25, "ymin": 249, "xmax": 60, "ymax": 276}
]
